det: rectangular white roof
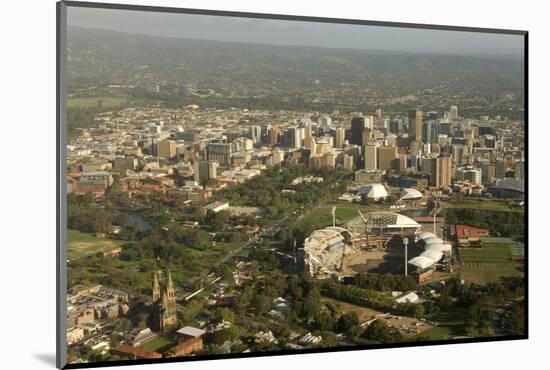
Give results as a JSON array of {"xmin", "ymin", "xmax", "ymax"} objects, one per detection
[{"xmin": 176, "ymin": 326, "xmax": 206, "ymax": 337}]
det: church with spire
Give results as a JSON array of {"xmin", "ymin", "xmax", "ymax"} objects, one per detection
[{"xmin": 151, "ymin": 270, "xmax": 177, "ymax": 333}]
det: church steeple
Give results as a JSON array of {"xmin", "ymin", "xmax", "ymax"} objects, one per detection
[
  {"xmin": 166, "ymin": 270, "xmax": 175, "ymax": 299},
  {"xmin": 151, "ymin": 269, "xmax": 177, "ymax": 333},
  {"xmin": 152, "ymin": 271, "xmax": 161, "ymax": 302}
]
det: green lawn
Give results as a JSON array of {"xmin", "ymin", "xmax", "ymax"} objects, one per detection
[
  {"xmin": 67, "ymin": 96, "xmax": 128, "ymax": 108},
  {"xmin": 67, "ymin": 229, "xmax": 126, "ymax": 260},
  {"xmin": 460, "ymin": 239, "xmax": 523, "ymax": 285},
  {"xmin": 140, "ymin": 336, "xmax": 176, "ymax": 353},
  {"xmin": 415, "ymin": 307, "xmax": 470, "ymax": 340},
  {"xmin": 298, "ymin": 204, "xmax": 376, "ymax": 230},
  {"xmin": 450, "ymin": 200, "xmax": 521, "ymax": 212},
  {"xmin": 67, "ymin": 234, "xmax": 245, "ymax": 295},
  {"xmin": 509, "ymin": 243, "xmax": 525, "ymax": 258}
]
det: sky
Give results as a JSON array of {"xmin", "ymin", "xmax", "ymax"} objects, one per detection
[{"xmin": 67, "ymin": 6, "xmax": 524, "ymax": 57}]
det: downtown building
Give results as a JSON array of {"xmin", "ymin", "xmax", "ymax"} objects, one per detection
[
  {"xmin": 421, "ymin": 155, "xmax": 452, "ymax": 188},
  {"xmin": 408, "ymin": 110, "xmax": 423, "ymax": 142},
  {"xmin": 194, "ymin": 160, "xmax": 218, "ymax": 182},
  {"xmin": 207, "ymin": 139, "xmax": 234, "ymax": 166}
]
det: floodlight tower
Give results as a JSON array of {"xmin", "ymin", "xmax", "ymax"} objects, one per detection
[
  {"xmin": 433, "ymin": 200, "xmax": 439, "ymax": 237},
  {"xmin": 358, "ymin": 210, "xmax": 370, "ymax": 249},
  {"xmin": 403, "ymin": 237, "xmax": 409, "ymax": 276}
]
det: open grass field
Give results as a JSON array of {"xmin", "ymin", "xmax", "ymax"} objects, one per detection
[
  {"xmin": 67, "ymin": 229, "xmax": 126, "ymax": 260},
  {"xmin": 67, "ymin": 96, "xmax": 128, "ymax": 108},
  {"xmin": 417, "ymin": 307, "xmax": 470, "ymax": 340},
  {"xmin": 321, "ymin": 297, "xmax": 382, "ymax": 322},
  {"xmin": 139, "ymin": 336, "xmax": 176, "ymax": 353},
  {"xmin": 298, "ymin": 203, "xmax": 377, "ymax": 230},
  {"xmin": 450, "ymin": 200, "xmax": 522, "ymax": 212},
  {"xmin": 460, "ymin": 239, "xmax": 523, "ymax": 285}
]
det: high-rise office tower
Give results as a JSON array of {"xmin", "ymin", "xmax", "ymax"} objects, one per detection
[
  {"xmin": 457, "ymin": 166, "xmax": 482, "ymax": 185},
  {"xmin": 422, "ymin": 156, "xmax": 451, "ymax": 187},
  {"xmin": 422, "ymin": 121, "xmax": 433, "ymax": 143},
  {"xmin": 375, "ymin": 108, "xmax": 383, "ymax": 118},
  {"xmin": 335, "ymin": 127, "xmax": 345, "ymax": 148},
  {"xmin": 249, "ymin": 125, "xmax": 262, "ymax": 143},
  {"xmin": 365, "ymin": 115, "xmax": 374, "ymax": 130},
  {"xmin": 304, "ymin": 137, "xmax": 317, "ymax": 154},
  {"xmin": 351, "ymin": 117, "xmax": 367, "ymax": 146},
  {"xmin": 269, "ymin": 126, "xmax": 281, "ymax": 146},
  {"xmin": 377, "ymin": 145, "xmax": 397, "ymax": 170},
  {"xmin": 449, "ymin": 105, "xmax": 459, "ymax": 120},
  {"xmin": 481, "ymin": 162, "xmax": 496, "ymax": 183},
  {"xmin": 389, "ymin": 118, "xmax": 404, "ymax": 134},
  {"xmin": 303, "ymin": 122, "xmax": 313, "ymax": 139},
  {"xmin": 408, "ymin": 110, "xmax": 423, "ymax": 142},
  {"xmin": 495, "ymin": 158, "xmax": 507, "ymax": 178},
  {"xmin": 207, "ymin": 139, "xmax": 233, "ymax": 165},
  {"xmin": 282, "ymin": 126, "xmax": 303, "ymax": 149},
  {"xmin": 397, "ymin": 156, "xmax": 408, "ymax": 173},
  {"xmin": 452, "ymin": 144, "xmax": 465, "ymax": 165},
  {"xmin": 194, "ymin": 160, "xmax": 218, "ymax": 182},
  {"xmin": 318, "ymin": 116, "xmax": 332, "ymax": 133},
  {"xmin": 343, "ymin": 154, "xmax": 354, "ymax": 171},
  {"xmin": 364, "ymin": 143, "xmax": 378, "ymax": 170},
  {"xmin": 362, "ymin": 128, "xmax": 373, "ymax": 146},
  {"xmin": 157, "ymin": 140, "xmax": 177, "ymax": 159},
  {"xmin": 436, "ymin": 156, "xmax": 452, "ymax": 188}
]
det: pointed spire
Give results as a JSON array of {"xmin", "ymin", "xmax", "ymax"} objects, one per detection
[
  {"xmin": 162, "ymin": 290, "xmax": 169, "ymax": 308},
  {"xmin": 167, "ymin": 270, "xmax": 174, "ymax": 290},
  {"xmin": 152, "ymin": 271, "xmax": 161, "ymax": 301},
  {"xmin": 153, "ymin": 271, "xmax": 159, "ymax": 287}
]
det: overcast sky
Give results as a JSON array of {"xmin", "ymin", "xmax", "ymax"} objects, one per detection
[{"xmin": 67, "ymin": 6, "xmax": 524, "ymax": 56}]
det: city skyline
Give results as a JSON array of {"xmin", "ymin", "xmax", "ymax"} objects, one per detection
[{"xmin": 61, "ymin": 3, "xmax": 526, "ymax": 367}]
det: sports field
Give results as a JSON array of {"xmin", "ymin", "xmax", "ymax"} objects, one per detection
[
  {"xmin": 460, "ymin": 238, "xmax": 523, "ymax": 285},
  {"xmin": 67, "ymin": 96, "xmax": 128, "ymax": 108},
  {"xmin": 298, "ymin": 203, "xmax": 377, "ymax": 230},
  {"xmin": 67, "ymin": 229, "xmax": 125, "ymax": 260},
  {"xmin": 139, "ymin": 336, "xmax": 176, "ymax": 353}
]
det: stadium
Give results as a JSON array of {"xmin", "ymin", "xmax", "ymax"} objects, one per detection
[{"xmin": 304, "ymin": 211, "xmax": 426, "ymax": 279}]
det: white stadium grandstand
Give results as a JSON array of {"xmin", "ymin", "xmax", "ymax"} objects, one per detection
[{"xmin": 303, "ymin": 226, "xmax": 355, "ymax": 279}]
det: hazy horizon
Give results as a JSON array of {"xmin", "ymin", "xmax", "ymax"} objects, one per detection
[{"xmin": 67, "ymin": 6, "xmax": 524, "ymax": 57}]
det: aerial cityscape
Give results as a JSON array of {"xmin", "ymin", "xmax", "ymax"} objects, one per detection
[{"xmin": 64, "ymin": 8, "xmax": 525, "ymax": 365}]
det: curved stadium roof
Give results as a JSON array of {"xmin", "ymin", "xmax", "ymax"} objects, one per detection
[
  {"xmin": 399, "ymin": 188, "xmax": 423, "ymax": 201},
  {"xmin": 420, "ymin": 250, "xmax": 444, "ymax": 262},
  {"xmin": 488, "ymin": 178, "xmax": 524, "ymax": 193},
  {"xmin": 408, "ymin": 256, "xmax": 436, "ymax": 270},
  {"xmin": 424, "ymin": 237, "xmax": 444, "ymax": 245},
  {"xmin": 418, "ymin": 231, "xmax": 436, "ymax": 240},
  {"xmin": 365, "ymin": 211, "xmax": 421, "ymax": 229}
]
